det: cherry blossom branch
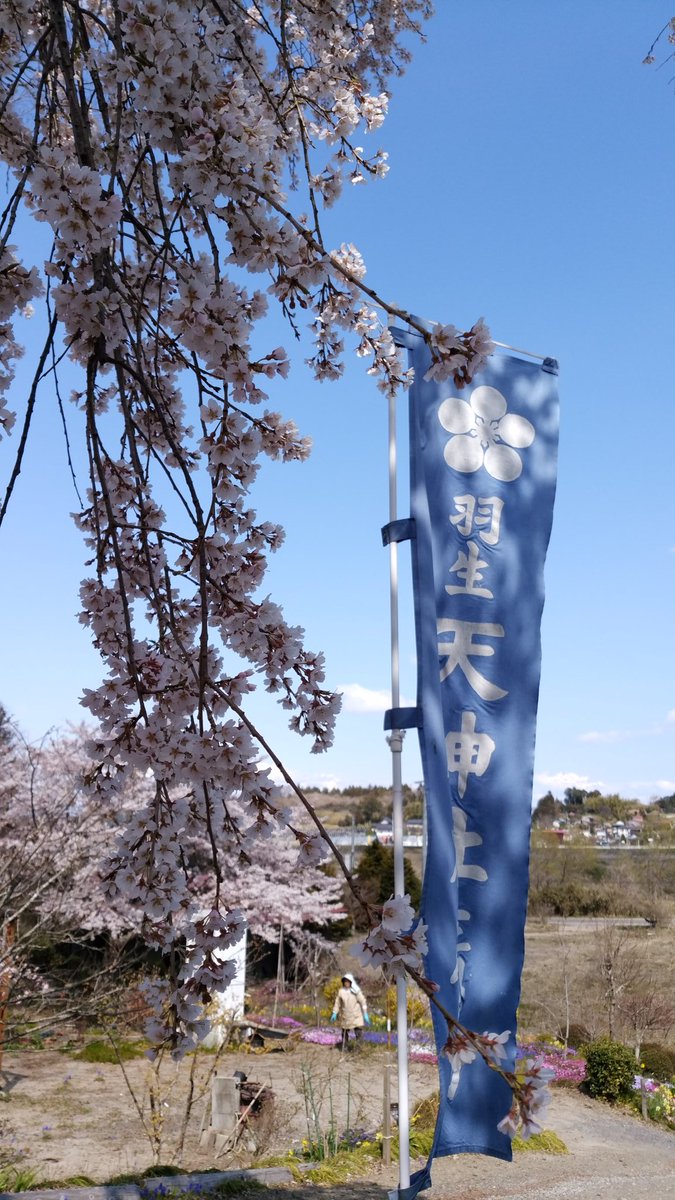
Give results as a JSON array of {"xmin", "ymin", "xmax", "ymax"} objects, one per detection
[
  {"xmin": 0, "ymin": 7, "xmax": 515, "ymax": 1125},
  {"xmin": 209, "ymin": 677, "xmax": 377, "ymax": 918}
]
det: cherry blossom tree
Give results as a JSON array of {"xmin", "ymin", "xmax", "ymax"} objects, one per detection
[
  {"xmin": 0, "ymin": 712, "xmax": 140, "ymax": 1057},
  {"xmin": 206, "ymin": 834, "xmax": 344, "ymax": 946},
  {"xmin": 0, "ymin": 0, "xmax": 546, "ymax": 1137},
  {"xmin": 0, "ymin": 713, "xmax": 343, "ymax": 1001}
]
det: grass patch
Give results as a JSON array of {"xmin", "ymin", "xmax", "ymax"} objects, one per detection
[
  {"xmin": 105, "ymin": 1165, "xmax": 186, "ymax": 1184},
  {"xmin": 393, "ymin": 1129, "xmax": 434, "ymax": 1161},
  {"xmin": 34, "ymin": 1177, "xmax": 97, "ymax": 1190},
  {"xmin": 72, "ymin": 1038, "xmax": 147, "ymax": 1063},
  {"xmin": 211, "ymin": 1182, "xmax": 267, "ymax": 1197},
  {"xmin": 411, "ymin": 1093, "xmax": 438, "ymax": 1128},
  {"xmin": 255, "ymin": 1156, "xmax": 305, "ymax": 1183},
  {"xmin": 513, "ymin": 1130, "xmax": 568, "ymax": 1154},
  {"xmin": 0, "ymin": 1167, "xmax": 41, "ymax": 1192},
  {"xmin": 257, "ymin": 1146, "xmax": 380, "ymax": 1186},
  {"xmin": 302, "ymin": 1144, "xmax": 380, "ymax": 1184}
]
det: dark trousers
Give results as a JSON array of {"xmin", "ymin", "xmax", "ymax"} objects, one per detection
[{"xmin": 340, "ymin": 1027, "xmax": 363, "ymax": 1050}]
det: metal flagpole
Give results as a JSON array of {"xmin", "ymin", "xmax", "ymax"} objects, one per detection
[{"xmin": 387, "ymin": 389, "xmax": 410, "ymax": 1194}]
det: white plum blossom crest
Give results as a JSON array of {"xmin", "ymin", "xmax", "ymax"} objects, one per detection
[{"xmin": 438, "ymin": 385, "xmax": 535, "ymax": 482}]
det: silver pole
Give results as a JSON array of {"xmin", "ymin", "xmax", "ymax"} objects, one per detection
[
  {"xmin": 387, "ymin": 389, "xmax": 410, "ymax": 1193},
  {"xmin": 350, "ymin": 813, "xmax": 355, "ymax": 873},
  {"xmin": 421, "ymin": 782, "xmax": 428, "ymax": 884}
]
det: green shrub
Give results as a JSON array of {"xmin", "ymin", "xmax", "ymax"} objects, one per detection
[
  {"xmin": 72, "ymin": 1038, "xmax": 146, "ymax": 1063},
  {"xmin": 584, "ymin": 1038, "xmax": 635, "ymax": 1101},
  {"xmin": 528, "ymin": 879, "xmax": 646, "ymax": 918},
  {"xmin": 639, "ymin": 1043, "xmax": 675, "ymax": 1083}
]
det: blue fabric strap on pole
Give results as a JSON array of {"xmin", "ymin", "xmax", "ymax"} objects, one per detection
[
  {"xmin": 388, "ymin": 1165, "xmax": 432, "ymax": 1200},
  {"xmin": 382, "ymin": 517, "xmax": 416, "ymax": 547},
  {"xmin": 384, "ymin": 707, "xmax": 420, "ymax": 731}
]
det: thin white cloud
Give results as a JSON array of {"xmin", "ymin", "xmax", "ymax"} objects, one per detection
[
  {"xmin": 338, "ymin": 683, "xmax": 390, "ymax": 713},
  {"xmin": 534, "ymin": 771, "xmax": 604, "ymax": 797},
  {"xmin": 338, "ymin": 683, "xmax": 413, "ymax": 714},
  {"xmin": 579, "ymin": 729, "xmax": 625, "ymax": 744},
  {"xmin": 298, "ymin": 772, "xmax": 343, "ymax": 792},
  {"xmin": 579, "ymin": 716, "xmax": 673, "ymax": 743},
  {"xmin": 655, "ymin": 778, "xmax": 675, "ymax": 791}
]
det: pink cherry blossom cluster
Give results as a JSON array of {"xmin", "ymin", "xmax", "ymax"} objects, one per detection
[
  {"xmin": 442, "ymin": 1027, "xmax": 509, "ymax": 1074},
  {"xmin": 352, "ymin": 893, "xmax": 428, "ymax": 974},
  {"xmin": 438, "ymin": 1019, "xmax": 554, "ymax": 1140},
  {"xmin": 497, "ymin": 1056, "xmax": 555, "ymax": 1140},
  {"xmin": 424, "ymin": 318, "xmax": 495, "ymax": 387}
]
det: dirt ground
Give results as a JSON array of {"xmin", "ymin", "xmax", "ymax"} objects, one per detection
[{"xmin": 2, "ymin": 1042, "xmax": 674, "ymax": 1199}]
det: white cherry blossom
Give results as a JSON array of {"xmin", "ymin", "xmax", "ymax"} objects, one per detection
[
  {"xmin": 380, "ymin": 892, "xmax": 415, "ymax": 932},
  {"xmin": 442, "ymin": 1030, "xmax": 477, "ymax": 1072},
  {"xmin": 498, "ymin": 1055, "xmax": 554, "ymax": 1140}
]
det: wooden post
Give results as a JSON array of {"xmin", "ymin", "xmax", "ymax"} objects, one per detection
[
  {"xmin": 382, "ymin": 1062, "xmax": 392, "ymax": 1166},
  {"xmin": 641, "ymin": 1076, "xmax": 648, "ymax": 1119},
  {"xmin": 272, "ymin": 922, "xmax": 284, "ymax": 1028}
]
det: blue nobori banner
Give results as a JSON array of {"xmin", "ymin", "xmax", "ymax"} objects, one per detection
[{"xmin": 390, "ymin": 329, "xmax": 559, "ymax": 1187}]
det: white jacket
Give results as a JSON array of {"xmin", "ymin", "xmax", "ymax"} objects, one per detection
[{"xmin": 332, "ymin": 985, "xmax": 367, "ymax": 1029}]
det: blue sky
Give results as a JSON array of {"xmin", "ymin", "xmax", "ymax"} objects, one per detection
[{"xmin": 2, "ymin": 3, "xmax": 674, "ymax": 803}]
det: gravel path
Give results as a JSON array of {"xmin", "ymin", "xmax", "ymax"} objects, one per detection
[
  {"xmin": 260, "ymin": 1089, "xmax": 675, "ymax": 1200},
  {"xmin": 3, "ymin": 1049, "xmax": 673, "ymax": 1199}
]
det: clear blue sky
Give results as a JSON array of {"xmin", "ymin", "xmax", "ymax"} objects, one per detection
[{"xmin": 2, "ymin": 3, "xmax": 674, "ymax": 803}]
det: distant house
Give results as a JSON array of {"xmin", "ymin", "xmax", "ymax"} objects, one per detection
[
  {"xmin": 609, "ymin": 820, "xmax": 635, "ymax": 844},
  {"xmin": 374, "ymin": 819, "xmax": 393, "ymax": 845}
]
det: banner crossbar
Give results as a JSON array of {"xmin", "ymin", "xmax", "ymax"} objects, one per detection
[{"xmin": 388, "ymin": 317, "xmax": 551, "ymax": 364}]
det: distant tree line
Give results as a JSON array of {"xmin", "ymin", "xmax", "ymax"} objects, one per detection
[
  {"xmin": 532, "ymin": 787, "xmax": 675, "ymax": 833},
  {"xmin": 316, "ymin": 784, "xmax": 424, "ymax": 825}
]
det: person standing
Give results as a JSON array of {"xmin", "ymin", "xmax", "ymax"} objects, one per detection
[{"xmin": 330, "ymin": 973, "xmax": 370, "ymax": 1049}]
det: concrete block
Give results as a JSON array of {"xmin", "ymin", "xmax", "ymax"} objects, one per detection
[{"xmin": 210, "ymin": 1074, "xmax": 239, "ymax": 1133}]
